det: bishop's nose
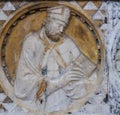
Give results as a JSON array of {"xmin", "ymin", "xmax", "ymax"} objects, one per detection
[{"xmin": 59, "ymin": 26, "xmax": 64, "ymax": 32}]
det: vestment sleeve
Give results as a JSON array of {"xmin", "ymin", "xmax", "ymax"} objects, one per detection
[
  {"xmin": 63, "ymin": 53, "xmax": 97, "ymax": 99},
  {"xmin": 14, "ymin": 33, "xmax": 42, "ymax": 101}
]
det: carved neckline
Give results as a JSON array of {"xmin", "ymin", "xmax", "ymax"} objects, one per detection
[{"xmin": 39, "ymin": 28, "xmax": 65, "ymax": 51}]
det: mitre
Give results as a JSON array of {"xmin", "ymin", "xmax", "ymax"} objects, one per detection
[{"xmin": 47, "ymin": 6, "xmax": 70, "ymax": 24}]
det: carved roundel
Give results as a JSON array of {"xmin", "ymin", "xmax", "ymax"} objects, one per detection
[{"xmin": 0, "ymin": 1, "xmax": 103, "ymax": 114}]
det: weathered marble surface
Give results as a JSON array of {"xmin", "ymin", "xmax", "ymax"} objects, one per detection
[
  {"xmin": 107, "ymin": 2, "xmax": 120, "ymax": 114},
  {"xmin": 0, "ymin": 1, "xmax": 111, "ymax": 115}
]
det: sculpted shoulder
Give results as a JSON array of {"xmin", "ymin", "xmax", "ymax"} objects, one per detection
[
  {"xmin": 23, "ymin": 32, "xmax": 39, "ymax": 44},
  {"xmin": 21, "ymin": 31, "xmax": 43, "ymax": 49}
]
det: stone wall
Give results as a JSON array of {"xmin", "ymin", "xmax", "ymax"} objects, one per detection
[{"xmin": 0, "ymin": 1, "xmax": 116, "ymax": 114}]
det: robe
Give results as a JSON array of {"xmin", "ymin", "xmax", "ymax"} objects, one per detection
[{"xmin": 14, "ymin": 28, "xmax": 96, "ymax": 113}]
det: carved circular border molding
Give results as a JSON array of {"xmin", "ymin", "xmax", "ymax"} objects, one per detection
[{"xmin": 0, "ymin": 1, "xmax": 104, "ymax": 114}]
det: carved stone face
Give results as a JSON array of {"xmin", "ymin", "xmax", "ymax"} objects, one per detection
[{"xmin": 44, "ymin": 18, "xmax": 66, "ymax": 42}]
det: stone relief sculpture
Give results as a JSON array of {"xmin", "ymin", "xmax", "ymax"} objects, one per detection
[
  {"xmin": 14, "ymin": 6, "xmax": 96, "ymax": 114},
  {"xmin": 0, "ymin": 2, "xmax": 103, "ymax": 115}
]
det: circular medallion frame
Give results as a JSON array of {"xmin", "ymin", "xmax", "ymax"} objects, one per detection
[{"xmin": 0, "ymin": 1, "xmax": 104, "ymax": 114}]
